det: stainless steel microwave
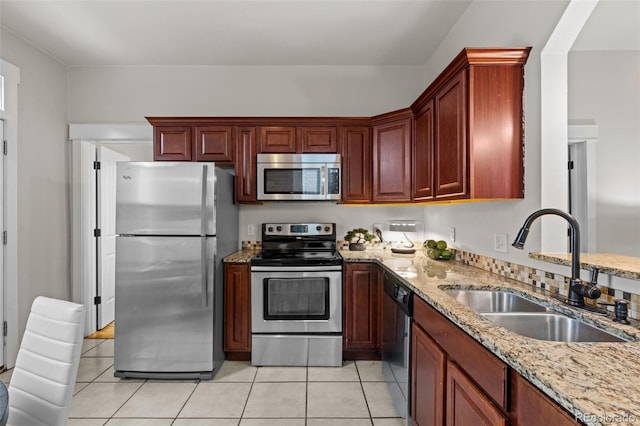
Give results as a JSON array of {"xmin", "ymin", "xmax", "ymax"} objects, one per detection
[{"xmin": 257, "ymin": 153, "xmax": 341, "ymax": 201}]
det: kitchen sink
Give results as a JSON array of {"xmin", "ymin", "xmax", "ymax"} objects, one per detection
[
  {"xmin": 443, "ymin": 288, "xmax": 631, "ymax": 343},
  {"xmin": 443, "ymin": 289, "xmax": 549, "ymax": 313},
  {"xmin": 482, "ymin": 312, "xmax": 628, "ymax": 343}
]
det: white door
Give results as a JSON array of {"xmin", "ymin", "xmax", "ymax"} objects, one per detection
[
  {"xmin": 97, "ymin": 146, "xmax": 129, "ymax": 329},
  {"xmin": 0, "ymin": 119, "xmax": 5, "ymax": 367}
]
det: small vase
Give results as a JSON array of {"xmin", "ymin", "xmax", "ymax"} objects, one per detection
[{"xmin": 349, "ymin": 243, "xmax": 366, "ymax": 251}]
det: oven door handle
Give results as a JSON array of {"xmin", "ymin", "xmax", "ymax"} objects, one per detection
[{"xmin": 251, "ymin": 265, "xmax": 343, "ymax": 273}]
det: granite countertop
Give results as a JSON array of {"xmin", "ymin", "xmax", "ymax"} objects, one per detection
[
  {"xmin": 224, "ymin": 249, "xmax": 260, "ymax": 263},
  {"xmin": 341, "ymin": 248, "xmax": 640, "ymax": 426},
  {"xmin": 530, "ymin": 252, "xmax": 640, "ymax": 281}
]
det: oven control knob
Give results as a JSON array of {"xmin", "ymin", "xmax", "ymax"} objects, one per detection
[
  {"xmin": 276, "ymin": 226, "xmax": 283, "ymax": 232},
  {"xmin": 267, "ymin": 226, "xmax": 274, "ymax": 233},
  {"xmin": 316, "ymin": 226, "xmax": 321, "ymax": 231},
  {"xmin": 324, "ymin": 226, "xmax": 330, "ymax": 232}
]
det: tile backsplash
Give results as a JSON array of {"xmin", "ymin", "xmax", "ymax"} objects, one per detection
[{"xmin": 453, "ymin": 249, "xmax": 639, "ymax": 321}]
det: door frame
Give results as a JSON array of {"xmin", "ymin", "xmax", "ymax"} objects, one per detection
[
  {"xmin": 1, "ymin": 59, "xmax": 20, "ymax": 369},
  {"xmin": 568, "ymin": 124, "xmax": 598, "ymax": 253},
  {"xmin": 69, "ymin": 124, "xmax": 152, "ymax": 334}
]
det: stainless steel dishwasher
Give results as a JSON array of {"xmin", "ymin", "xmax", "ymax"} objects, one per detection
[{"xmin": 382, "ymin": 271, "xmax": 414, "ymax": 426}]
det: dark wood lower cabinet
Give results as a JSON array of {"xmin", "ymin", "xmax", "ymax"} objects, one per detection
[
  {"xmin": 343, "ymin": 263, "xmax": 381, "ymax": 359},
  {"xmin": 511, "ymin": 372, "xmax": 583, "ymax": 426},
  {"xmin": 411, "ymin": 296, "xmax": 583, "ymax": 426},
  {"xmin": 223, "ymin": 262, "xmax": 251, "ymax": 360},
  {"xmin": 446, "ymin": 361, "xmax": 508, "ymax": 426},
  {"xmin": 411, "ymin": 322, "xmax": 445, "ymax": 426}
]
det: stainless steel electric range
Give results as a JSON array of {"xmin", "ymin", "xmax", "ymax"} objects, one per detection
[{"xmin": 250, "ymin": 223, "xmax": 343, "ymax": 366}]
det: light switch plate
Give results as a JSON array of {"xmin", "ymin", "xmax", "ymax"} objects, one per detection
[
  {"xmin": 449, "ymin": 227, "xmax": 456, "ymax": 242},
  {"xmin": 248, "ymin": 224, "xmax": 256, "ymax": 236}
]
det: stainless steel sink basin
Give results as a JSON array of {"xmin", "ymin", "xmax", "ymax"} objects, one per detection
[
  {"xmin": 482, "ymin": 312, "xmax": 629, "ymax": 343},
  {"xmin": 443, "ymin": 289, "xmax": 548, "ymax": 313},
  {"xmin": 443, "ymin": 288, "xmax": 631, "ymax": 343}
]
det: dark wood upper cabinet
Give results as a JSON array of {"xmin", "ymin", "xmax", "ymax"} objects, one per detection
[
  {"xmin": 340, "ymin": 126, "xmax": 372, "ymax": 204},
  {"xmin": 235, "ymin": 127, "xmax": 259, "ymax": 204},
  {"xmin": 301, "ymin": 126, "xmax": 338, "ymax": 153},
  {"xmin": 153, "ymin": 126, "xmax": 193, "ymax": 161},
  {"xmin": 372, "ymin": 109, "xmax": 413, "ymax": 203},
  {"xmin": 411, "ymin": 47, "xmax": 530, "ymax": 201},
  {"xmin": 413, "ymin": 99, "xmax": 434, "ymax": 201},
  {"xmin": 259, "ymin": 126, "xmax": 298, "ymax": 153},
  {"xmin": 434, "ymin": 72, "xmax": 467, "ymax": 199},
  {"xmin": 194, "ymin": 126, "xmax": 235, "ymax": 163}
]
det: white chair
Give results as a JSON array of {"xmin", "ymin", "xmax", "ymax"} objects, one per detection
[{"xmin": 7, "ymin": 297, "xmax": 86, "ymax": 426}]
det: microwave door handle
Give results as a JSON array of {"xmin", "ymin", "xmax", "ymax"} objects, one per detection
[{"xmin": 321, "ymin": 166, "xmax": 326, "ymax": 195}]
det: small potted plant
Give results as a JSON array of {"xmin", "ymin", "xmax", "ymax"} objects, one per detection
[{"xmin": 344, "ymin": 228, "xmax": 375, "ymax": 251}]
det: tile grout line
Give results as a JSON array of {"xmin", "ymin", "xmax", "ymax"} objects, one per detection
[{"xmin": 355, "ymin": 361, "xmax": 376, "ymax": 426}]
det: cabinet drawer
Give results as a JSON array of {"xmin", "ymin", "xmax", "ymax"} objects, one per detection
[{"xmin": 414, "ymin": 298, "xmax": 508, "ymax": 410}]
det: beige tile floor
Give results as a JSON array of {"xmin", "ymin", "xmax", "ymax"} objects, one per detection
[{"xmin": 0, "ymin": 338, "xmax": 405, "ymax": 426}]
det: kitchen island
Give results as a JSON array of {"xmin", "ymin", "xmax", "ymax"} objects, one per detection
[{"xmin": 339, "ymin": 248, "xmax": 640, "ymax": 426}]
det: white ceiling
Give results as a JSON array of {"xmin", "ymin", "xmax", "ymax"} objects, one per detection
[
  {"xmin": 0, "ymin": 0, "xmax": 473, "ymax": 66},
  {"xmin": 0, "ymin": 0, "xmax": 637, "ymax": 67}
]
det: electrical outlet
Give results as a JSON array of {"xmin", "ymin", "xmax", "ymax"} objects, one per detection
[
  {"xmin": 494, "ymin": 233, "xmax": 507, "ymax": 253},
  {"xmin": 247, "ymin": 224, "xmax": 256, "ymax": 236},
  {"xmin": 449, "ymin": 227, "xmax": 456, "ymax": 242}
]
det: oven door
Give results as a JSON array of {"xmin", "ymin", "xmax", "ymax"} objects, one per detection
[{"xmin": 251, "ymin": 266, "xmax": 342, "ymax": 333}]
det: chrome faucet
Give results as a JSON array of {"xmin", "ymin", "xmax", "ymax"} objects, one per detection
[{"xmin": 512, "ymin": 208, "xmax": 601, "ymax": 307}]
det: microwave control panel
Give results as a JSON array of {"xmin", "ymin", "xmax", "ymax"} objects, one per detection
[{"xmin": 327, "ymin": 168, "xmax": 340, "ymax": 195}]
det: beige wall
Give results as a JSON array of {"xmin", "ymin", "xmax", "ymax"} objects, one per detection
[
  {"xmin": 1, "ymin": 28, "xmax": 70, "ymax": 340},
  {"xmin": 569, "ymin": 50, "xmax": 640, "ymax": 257}
]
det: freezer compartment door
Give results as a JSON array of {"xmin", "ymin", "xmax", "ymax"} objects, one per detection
[
  {"xmin": 115, "ymin": 235, "xmax": 216, "ymax": 375},
  {"xmin": 116, "ymin": 162, "xmax": 216, "ymax": 235}
]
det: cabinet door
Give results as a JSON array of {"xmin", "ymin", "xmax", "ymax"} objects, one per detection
[
  {"xmin": 511, "ymin": 372, "xmax": 582, "ymax": 426},
  {"xmin": 223, "ymin": 263, "xmax": 251, "ymax": 355},
  {"xmin": 340, "ymin": 126, "xmax": 372, "ymax": 203},
  {"xmin": 411, "ymin": 322, "xmax": 445, "ymax": 426},
  {"xmin": 413, "ymin": 99, "xmax": 434, "ymax": 200},
  {"xmin": 259, "ymin": 126, "xmax": 297, "ymax": 153},
  {"xmin": 446, "ymin": 361, "xmax": 508, "ymax": 426},
  {"xmin": 343, "ymin": 263, "xmax": 380, "ymax": 358},
  {"xmin": 235, "ymin": 127, "xmax": 260, "ymax": 204},
  {"xmin": 372, "ymin": 118, "xmax": 412, "ymax": 202},
  {"xmin": 154, "ymin": 126, "xmax": 193, "ymax": 161},
  {"xmin": 434, "ymin": 72, "xmax": 467, "ymax": 199},
  {"xmin": 195, "ymin": 126, "xmax": 235, "ymax": 163},
  {"xmin": 301, "ymin": 126, "xmax": 337, "ymax": 153}
]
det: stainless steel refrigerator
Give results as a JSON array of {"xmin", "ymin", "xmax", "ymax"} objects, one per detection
[{"xmin": 114, "ymin": 162, "xmax": 238, "ymax": 379}]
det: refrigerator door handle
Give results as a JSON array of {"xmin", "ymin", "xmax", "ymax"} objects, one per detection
[
  {"xmin": 201, "ymin": 165, "xmax": 209, "ymax": 307},
  {"xmin": 201, "ymin": 165, "xmax": 208, "ymax": 236},
  {"xmin": 201, "ymin": 236, "xmax": 208, "ymax": 307}
]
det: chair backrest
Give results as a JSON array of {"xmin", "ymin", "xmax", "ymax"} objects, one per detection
[{"xmin": 7, "ymin": 296, "xmax": 86, "ymax": 426}]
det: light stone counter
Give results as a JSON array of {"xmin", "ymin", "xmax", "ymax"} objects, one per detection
[
  {"xmin": 530, "ymin": 252, "xmax": 640, "ymax": 281},
  {"xmin": 341, "ymin": 248, "xmax": 640, "ymax": 426},
  {"xmin": 223, "ymin": 249, "xmax": 260, "ymax": 263}
]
